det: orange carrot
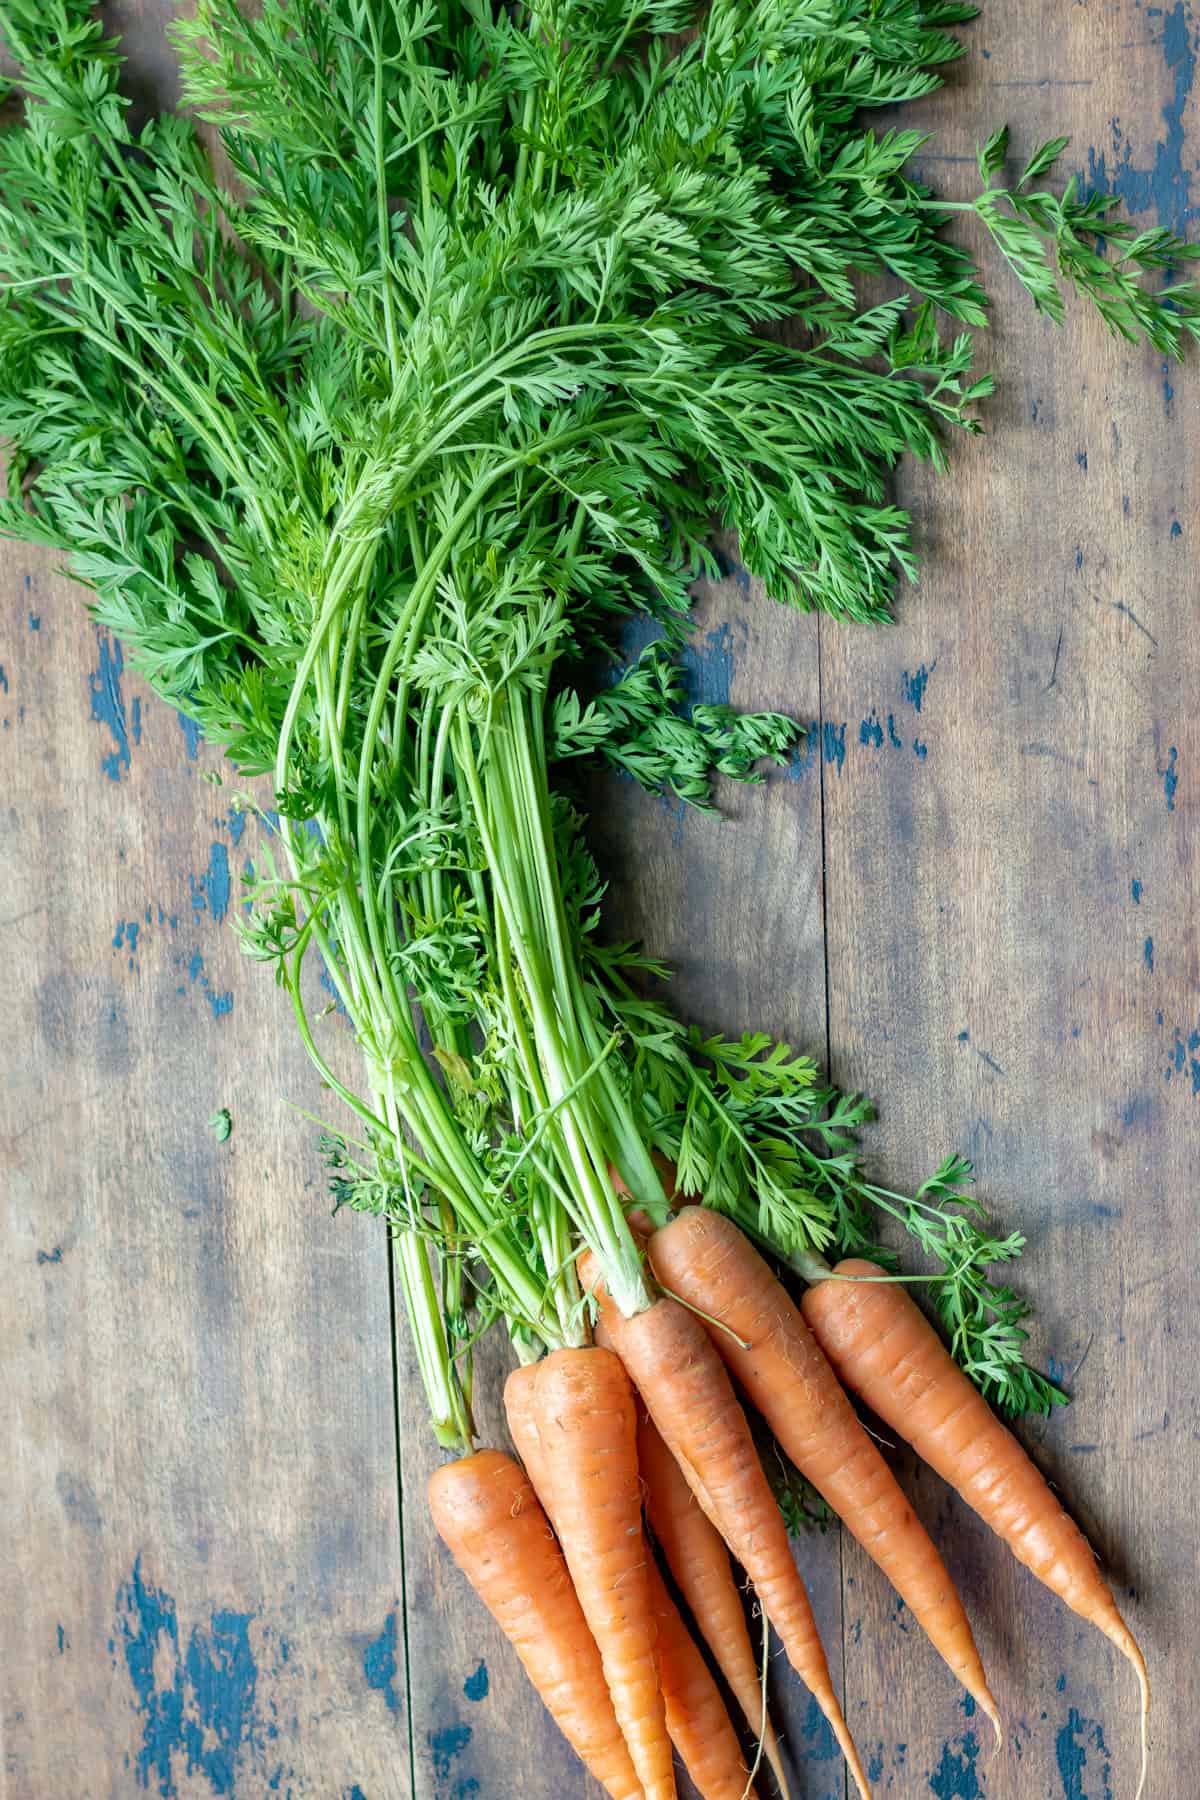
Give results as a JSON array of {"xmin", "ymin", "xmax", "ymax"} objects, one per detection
[
  {"xmin": 508, "ymin": 1363, "xmax": 758, "ymax": 1800},
  {"xmin": 649, "ymin": 1208, "xmax": 999, "ymax": 1737},
  {"xmin": 533, "ymin": 1346, "xmax": 676, "ymax": 1800},
  {"xmin": 428, "ymin": 1449, "xmax": 644, "ymax": 1800},
  {"xmin": 647, "ymin": 1558, "xmax": 759, "ymax": 1800},
  {"xmin": 801, "ymin": 1259, "xmax": 1150, "ymax": 1797},
  {"xmin": 634, "ymin": 1402, "xmax": 790, "ymax": 1798},
  {"xmin": 504, "ymin": 1361, "xmax": 553, "ymax": 1502},
  {"xmin": 579, "ymin": 1252, "xmax": 871, "ymax": 1800}
]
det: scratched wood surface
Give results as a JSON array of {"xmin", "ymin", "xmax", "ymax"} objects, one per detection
[{"xmin": 2, "ymin": 3, "xmax": 1196, "ymax": 1798}]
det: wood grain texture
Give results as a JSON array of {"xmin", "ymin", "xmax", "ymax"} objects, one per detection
[
  {"xmin": 1, "ymin": 552, "xmax": 409, "ymax": 1798},
  {"xmin": 2, "ymin": 2, "xmax": 1196, "ymax": 1798},
  {"xmin": 819, "ymin": 5, "xmax": 1199, "ymax": 1796},
  {"xmin": 2, "ymin": 16, "xmax": 405, "ymax": 1800}
]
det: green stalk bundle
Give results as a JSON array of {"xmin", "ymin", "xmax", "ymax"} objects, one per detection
[{"xmin": 2, "ymin": 0, "xmax": 1195, "ymax": 1449}]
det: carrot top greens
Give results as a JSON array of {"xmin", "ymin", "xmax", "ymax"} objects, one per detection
[{"xmin": 2, "ymin": 0, "xmax": 1194, "ymax": 1444}]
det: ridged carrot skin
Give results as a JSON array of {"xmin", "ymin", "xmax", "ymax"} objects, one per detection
[
  {"xmin": 649, "ymin": 1208, "xmax": 999, "ymax": 1737},
  {"xmin": 508, "ymin": 1363, "xmax": 756, "ymax": 1800},
  {"xmin": 534, "ymin": 1346, "xmax": 677, "ymax": 1800},
  {"xmin": 428, "ymin": 1449, "xmax": 644, "ymax": 1800},
  {"xmin": 647, "ymin": 1558, "xmax": 759, "ymax": 1800},
  {"xmin": 801, "ymin": 1259, "xmax": 1150, "ymax": 1797},
  {"xmin": 504, "ymin": 1362, "xmax": 553, "ymax": 1504},
  {"xmin": 579, "ymin": 1253, "xmax": 871, "ymax": 1800},
  {"xmin": 634, "ymin": 1403, "xmax": 790, "ymax": 1798}
]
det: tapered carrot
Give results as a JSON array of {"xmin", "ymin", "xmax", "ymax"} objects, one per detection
[
  {"xmin": 508, "ymin": 1363, "xmax": 758, "ymax": 1800},
  {"xmin": 649, "ymin": 1208, "xmax": 999, "ymax": 1737},
  {"xmin": 634, "ymin": 1403, "xmax": 791, "ymax": 1798},
  {"xmin": 428, "ymin": 1449, "xmax": 644, "ymax": 1800},
  {"xmin": 533, "ymin": 1346, "xmax": 676, "ymax": 1800},
  {"xmin": 579, "ymin": 1253, "xmax": 871, "ymax": 1800},
  {"xmin": 647, "ymin": 1558, "xmax": 760, "ymax": 1800},
  {"xmin": 801, "ymin": 1260, "xmax": 1150, "ymax": 1798}
]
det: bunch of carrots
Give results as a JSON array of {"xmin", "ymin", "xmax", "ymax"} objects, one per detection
[
  {"xmin": 0, "ymin": 6, "xmax": 1183, "ymax": 1797},
  {"xmin": 432, "ymin": 1192, "xmax": 1149, "ymax": 1800}
]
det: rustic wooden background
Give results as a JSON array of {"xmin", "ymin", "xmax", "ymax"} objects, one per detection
[{"xmin": 3, "ymin": 3, "xmax": 1196, "ymax": 1797}]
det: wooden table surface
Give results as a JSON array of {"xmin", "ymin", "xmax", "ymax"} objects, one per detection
[{"xmin": 3, "ymin": 4, "xmax": 1197, "ymax": 1797}]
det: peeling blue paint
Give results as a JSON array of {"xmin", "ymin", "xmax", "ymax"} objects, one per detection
[
  {"xmin": 823, "ymin": 720, "xmax": 846, "ymax": 772},
  {"xmin": 786, "ymin": 722, "xmax": 820, "ymax": 779},
  {"xmin": 0, "ymin": 666, "xmax": 8, "ymax": 693},
  {"xmin": 463, "ymin": 1661, "xmax": 488, "ymax": 1702},
  {"xmin": 113, "ymin": 920, "xmax": 142, "ymax": 969},
  {"xmin": 182, "ymin": 949, "xmax": 234, "ymax": 1023},
  {"xmin": 429, "ymin": 1724, "xmax": 472, "ymax": 1780},
  {"xmin": 28, "ymin": 611, "xmax": 40, "ymax": 630},
  {"xmin": 178, "ymin": 713, "xmax": 203, "ymax": 760},
  {"xmin": 1055, "ymin": 1708, "xmax": 1112, "ymax": 1800},
  {"xmin": 223, "ymin": 807, "xmax": 247, "ymax": 849},
  {"xmin": 711, "ymin": 542, "xmax": 753, "ymax": 596},
  {"xmin": 344, "ymin": 1789, "xmax": 367, "ymax": 1800},
  {"xmin": 363, "ymin": 1612, "xmax": 401, "ymax": 1715},
  {"xmin": 1161, "ymin": 744, "xmax": 1178, "ymax": 811},
  {"xmin": 115, "ymin": 1558, "xmax": 262, "ymax": 1797},
  {"xmin": 1076, "ymin": 450, "xmax": 1088, "ymax": 472},
  {"xmin": 683, "ymin": 620, "xmax": 746, "ymax": 708},
  {"xmin": 56, "ymin": 1623, "xmax": 68, "ymax": 1653},
  {"xmin": 960, "ymin": 1693, "xmax": 976, "ymax": 1717},
  {"xmin": 1131, "ymin": 879, "xmax": 1142, "ymax": 904},
  {"xmin": 853, "ymin": 711, "xmax": 933, "ymax": 760},
  {"xmin": 798, "ymin": 1695, "xmax": 839, "ymax": 1761},
  {"xmin": 191, "ymin": 843, "xmax": 232, "ymax": 925},
  {"xmin": 927, "ymin": 1730, "xmax": 982, "ymax": 1800},
  {"xmin": 1144, "ymin": 937, "xmax": 1155, "ymax": 973},
  {"xmin": 849, "ymin": 702, "xmax": 935, "ymax": 759},
  {"xmin": 89, "ymin": 628, "xmax": 135, "ymax": 782},
  {"xmin": 1171, "ymin": 519, "xmax": 1183, "ymax": 538},
  {"xmin": 37, "ymin": 1246, "xmax": 63, "ymax": 1265},
  {"xmin": 1085, "ymin": 3, "xmax": 1195, "ymax": 235},
  {"xmin": 867, "ymin": 1747, "xmax": 885, "ymax": 1783},
  {"xmin": 901, "ymin": 661, "xmax": 936, "ymax": 712}
]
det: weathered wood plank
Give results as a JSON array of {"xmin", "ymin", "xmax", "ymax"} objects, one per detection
[
  {"xmin": 5, "ymin": 2, "xmax": 1197, "ymax": 1798},
  {"xmin": 2, "ymin": 12, "xmax": 408, "ymax": 1793},
  {"xmin": 2, "ymin": 542, "xmax": 411, "ymax": 1797},
  {"xmin": 819, "ymin": 4, "xmax": 1199, "ymax": 1795}
]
